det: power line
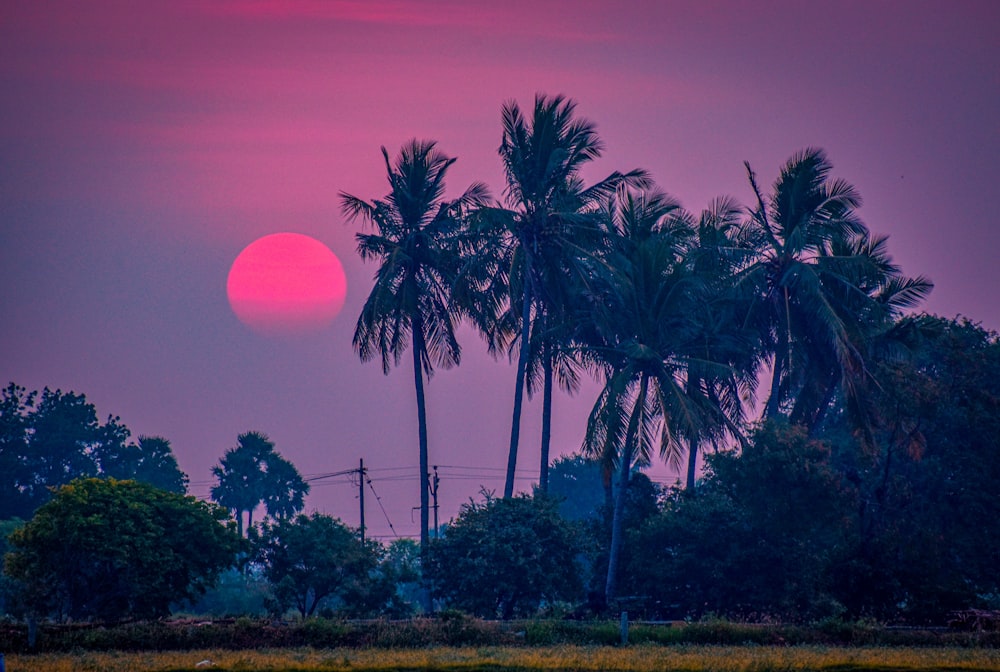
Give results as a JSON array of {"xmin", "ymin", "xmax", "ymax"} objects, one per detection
[{"xmin": 365, "ymin": 472, "xmax": 399, "ymax": 539}]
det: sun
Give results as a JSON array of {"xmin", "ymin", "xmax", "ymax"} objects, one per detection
[{"xmin": 227, "ymin": 233, "xmax": 347, "ymax": 336}]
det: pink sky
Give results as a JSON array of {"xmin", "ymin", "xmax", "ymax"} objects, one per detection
[{"xmin": 2, "ymin": 1, "xmax": 998, "ymax": 539}]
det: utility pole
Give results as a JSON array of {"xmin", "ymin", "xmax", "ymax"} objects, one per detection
[
  {"xmin": 430, "ymin": 465, "xmax": 440, "ymax": 538},
  {"xmin": 359, "ymin": 458, "xmax": 366, "ymax": 544}
]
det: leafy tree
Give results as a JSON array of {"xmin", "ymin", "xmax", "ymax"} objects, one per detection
[
  {"xmin": 428, "ymin": 493, "xmax": 582, "ymax": 618},
  {"xmin": 97, "ymin": 433, "xmax": 188, "ymax": 494},
  {"xmin": 543, "ymin": 453, "xmax": 606, "ymax": 522},
  {"xmin": 0, "ymin": 383, "xmax": 190, "ymax": 518},
  {"xmin": 494, "ymin": 94, "xmax": 648, "ymax": 498},
  {"xmin": 253, "ymin": 512, "xmax": 377, "ymax": 618},
  {"xmin": 19, "ymin": 387, "xmax": 100, "ymax": 512},
  {"xmin": 0, "ymin": 517, "xmax": 24, "ymax": 616},
  {"xmin": 210, "ymin": 431, "xmax": 308, "ymax": 536},
  {"xmin": 0, "ymin": 383, "xmax": 35, "ymax": 518},
  {"xmin": 3, "ymin": 478, "xmax": 242, "ymax": 622},
  {"xmin": 376, "ymin": 537, "xmax": 421, "ymax": 617},
  {"xmin": 828, "ymin": 315, "xmax": 1000, "ymax": 621},
  {"xmin": 626, "ymin": 422, "xmax": 855, "ymax": 621},
  {"xmin": 340, "ymin": 140, "xmax": 489, "ymax": 611}
]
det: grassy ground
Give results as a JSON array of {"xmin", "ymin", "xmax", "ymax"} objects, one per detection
[{"xmin": 6, "ymin": 644, "xmax": 1000, "ymax": 672}]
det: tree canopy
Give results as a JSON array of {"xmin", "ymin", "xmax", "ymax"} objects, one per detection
[
  {"xmin": 253, "ymin": 512, "xmax": 377, "ymax": 618},
  {"xmin": 0, "ymin": 383, "xmax": 188, "ymax": 519},
  {"xmin": 428, "ymin": 493, "xmax": 583, "ymax": 618},
  {"xmin": 3, "ymin": 478, "xmax": 242, "ymax": 622},
  {"xmin": 210, "ymin": 431, "xmax": 309, "ymax": 536}
]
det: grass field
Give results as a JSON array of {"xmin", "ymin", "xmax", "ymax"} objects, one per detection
[{"xmin": 6, "ymin": 644, "xmax": 1000, "ymax": 672}]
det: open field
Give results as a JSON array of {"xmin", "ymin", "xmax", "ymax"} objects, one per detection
[{"xmin": 6, "ymin": 644, "xmax": 1000, "ymax": 672}]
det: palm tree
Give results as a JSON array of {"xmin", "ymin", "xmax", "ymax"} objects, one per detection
[
  {"xmin": 740, "ymin": 148, "xmax": 872, "ymax": 427},
  {"xmin": 496, "ymin": 93, "xmax": 648, "ymax": 498},
  {"xmin": 582, "ymin": 189, "xmax": 729, "ymax": 605},
  {"xmin": 740, "ymin": 148, "xmax": 934, "ymax": 439},
  {"xmin": 792, "ymin": 230, "xmax": 933, "ymax": 432},
  {"xmin": 211, "ymin": 431, "xmax": 273, "ymax": 536},
  {"xmin": 340, "ymin": 140, "xmax": 489, "ymax": 612},
  {"xmin": 681, "ymin": 197, "xmax": 760, "ymax": 490},
  {"xmin": 262, "ymin": 454, "xmax": 310, "ymax": 521}
]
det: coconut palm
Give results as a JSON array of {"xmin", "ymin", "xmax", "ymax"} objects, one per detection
[
  {"xmin": 582, "ymin": 189, "xmax": 732, "ymax": 605},
  {"xmin": 741, "ymin": 148, "xmax": 872, "ymax": 426},
  {"xmin": 791, "ymin": 230, "xmax": 933, "ymax": 431},
  {"xmin": 496, "ymin": 93, "xmax": 648, "ymax": 498},
  {"xmin": 741, "ymin": 149, "xmax": 933, "ymax": 437},
  {"xmin": 340, "ymin": 140, "xmax": 489, "ymax": 612}
]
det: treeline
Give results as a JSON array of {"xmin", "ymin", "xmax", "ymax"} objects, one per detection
[
  {"xmin": 430, "ymin": 316, "xmax": 1000, "ymax": 625},
  {"xmin": 342, "ymin": 92, "xmax": 975, "ymax": 620},
  {"xmin": 2, "ymin": 311, "xmax": 999, "ymax": 626}
]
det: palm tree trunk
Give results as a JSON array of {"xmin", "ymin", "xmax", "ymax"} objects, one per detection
[
  {"xmin": 765, "ymin": 326, "xmax": 787, "ymax": 420},
  {"xmin": 686, "ymin": 437, "xmax": 699, "ymax": 491},
  {"xmin": 505, "ymin": 282, "xmax": 533, "ymax": 498},
  {"xmin": 539, "ymin": 340, "xmax": 553, "ymax": 494},
  {"xmin": 605, "ymin": 373, "xmax": 647, "ymax": 606},
  {"xmin": 412, "ymin": 325, "xmax": 432, "ymax": 614}
]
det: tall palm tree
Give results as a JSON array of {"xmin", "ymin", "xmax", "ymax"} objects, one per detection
[
  {"xmin": 740, "ymin": 148, "xmax": 872, "ymax": 426},
  {"xmin": 496, "ymin": 93, "xmax": 648, "ymax": 498},
  {"xmin": 582, "ymin": 190, "xmax": 729, "ymax": 605},
  {"xmin": 340, "ymin": 140, "xmax": 489, "ymax": 612}
]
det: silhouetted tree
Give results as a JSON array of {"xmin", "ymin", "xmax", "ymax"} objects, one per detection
[
  {"xmin": 210, "ymin": 431, "xmax": 308, "ymax": 536},
  {"xmin": 341, "ymin": 139, "xmax": 489, "ymax": 612},
  {"xmin": 428, "ymin": 493, "xmax": 582, "ymax": 618},
  {"xmin": 495, "ymin": 94, "xmax": 648, "ymax": 498},
  {"xmin": 254, "ymin": 512, "xmax": 376, "ymax": 618}
]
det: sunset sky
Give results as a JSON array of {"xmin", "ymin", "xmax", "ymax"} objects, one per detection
[{"xmin": 3, "ymin": 1, "xmax": 998, "ymax": 539}]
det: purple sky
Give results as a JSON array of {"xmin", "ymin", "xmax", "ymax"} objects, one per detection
[{"xmin": 3, "ymin": 1, "xmax": 998, "ymax": 540}]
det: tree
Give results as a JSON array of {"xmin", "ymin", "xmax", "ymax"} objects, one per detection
[
  {"xmin": 827, "ymin": 315, "xmax": 1000, "ymax": 621},
  {"xmin": 625, "ymin": 422, "xmax": 856, "ymax": 621},
  {"xmin": 3, "ymin": 478, "xmax": 242, "ymax": 622},
  {"xmin": 261, "ymin": 453, "xmax": 309, "ymax": 521},
  {"xmin": 0, "ymin": 383, "xmax": 190, "ymax": 518},
  {"xmin": 0, "ymin": 383, "xmax": 35, "ymax": 519},
  {"xmin": 340, "ymin": 139, "xmax": 489, "ymax": 611},
  {"xmin": 428, "ymin": 493, "xmax": 582, "ymax": 618},
  {"xmin": 495, "ymin": 94, "xmax": 648, "ymax": 498},
  {"xmin": 582, "ymin": 188, "xmax": 736, "ymax": 605},
  {"xmin": 543, "ymin": 453, "xmax": 606, "ymax": 522},
  {"xmin": 682, "ymin": 197, "xmax": 760, "ymax": 490},
  {"xmin": 210, "ymin": 431, "xmax": 308, "ymax": 536},
  {"xmin": 97, "ymin": 433, "xmax": 188, "ymax": 494},
  {"xmin": 739, "ymin": 149, "xmax": 930, "ymax": 433},
  {"xmin": 19, "ymin": 387, "xmax": 100, "ymax": 513},
  {"xmin": 253, "ymin": 512, "xmax": 377, "ymax": 618}
]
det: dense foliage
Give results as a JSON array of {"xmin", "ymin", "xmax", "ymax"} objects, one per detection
[
  {"xmin": 428, "ymin": 494, "xmax": 583, "ymax": 618},
  {"xmin": 3, "ymin": 478, "xmax": 242, "ymax": 621},
  {"xmin": 252, "ymin": 512, "xmax": 379, "ymax": 618},
  {"xmin": 619, "ymin": 318, "xmax": 1000, "ymax": 623},
  {"xmin": 0, "ymin": 384, "xmax": 188, "ymax": 519}
]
